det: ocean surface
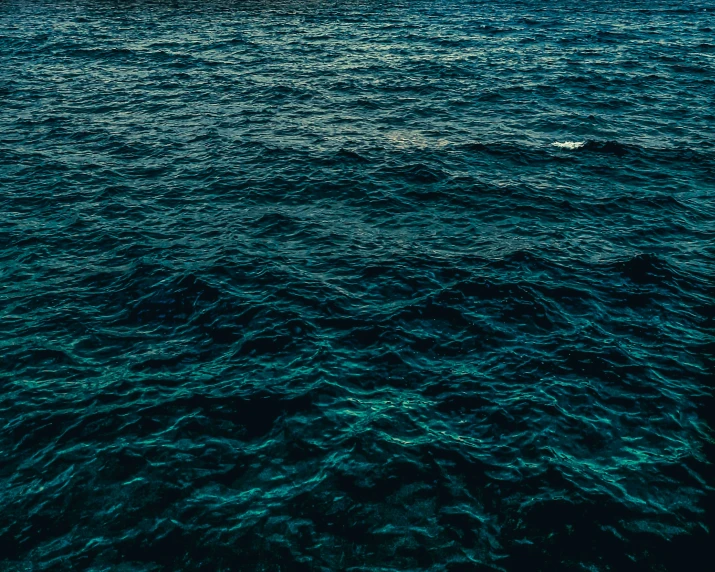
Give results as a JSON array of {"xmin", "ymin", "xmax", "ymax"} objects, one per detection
[{"xmin": 1, "ymin": 0, "xmax": 713, "ymax": 569}]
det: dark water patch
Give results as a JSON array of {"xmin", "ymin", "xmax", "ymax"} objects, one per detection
[
  {"xmin": 615, "ymin": 253, "xmax": 675, "ymax": 285},
  {"xmin": 582, "ymin": 139, "xmax": 630, "ymax": 157}
]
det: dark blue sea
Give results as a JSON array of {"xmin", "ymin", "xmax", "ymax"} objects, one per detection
[{"xmin": 1, "ymin": 0, "xmax": 713, "ymax": 569}]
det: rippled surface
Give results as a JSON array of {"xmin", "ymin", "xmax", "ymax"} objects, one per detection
[{"xmin": 1, "ymin": 0, "xmax": 714, "ymax": 569}]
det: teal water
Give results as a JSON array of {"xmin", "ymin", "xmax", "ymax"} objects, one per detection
[{"xmin": 1, "ymin": 1, "xmax": 713, "ymax": 570}]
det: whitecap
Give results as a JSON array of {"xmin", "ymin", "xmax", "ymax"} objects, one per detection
[{"xmin": 552, "ymin": 140, "xmax": 585, "ymax": 150}]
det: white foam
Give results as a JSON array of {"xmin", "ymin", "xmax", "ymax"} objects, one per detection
[
  {"xmin": 386, "ymin": 130, "xmax": 450, "ymax": 150},
  {"xmin": 552, "ymin": 141, "xmax": 585, "ymax": 150}
]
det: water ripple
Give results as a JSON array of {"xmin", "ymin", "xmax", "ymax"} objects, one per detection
[{"xmin": 1, "ymin": 0, "xmax": 713, "ymax": 570}]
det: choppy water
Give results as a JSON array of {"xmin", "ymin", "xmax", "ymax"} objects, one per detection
[{"xmin": 1, "ymin": 0, "xmax": 714, "ymax": 569}]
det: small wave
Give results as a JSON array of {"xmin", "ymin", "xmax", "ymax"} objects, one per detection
[{"xmin": 553, "ymin": 140, "xmax": 631, "ymax": 157}]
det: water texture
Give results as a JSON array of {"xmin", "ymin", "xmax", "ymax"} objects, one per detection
[{"xmin": 1, "ymin": 0, "xmax": 713, "ymax": 569}]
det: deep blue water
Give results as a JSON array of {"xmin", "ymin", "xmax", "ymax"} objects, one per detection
[{"xmin": 1, "ymin": 0, "xmax": 714, "ymax": 569}]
